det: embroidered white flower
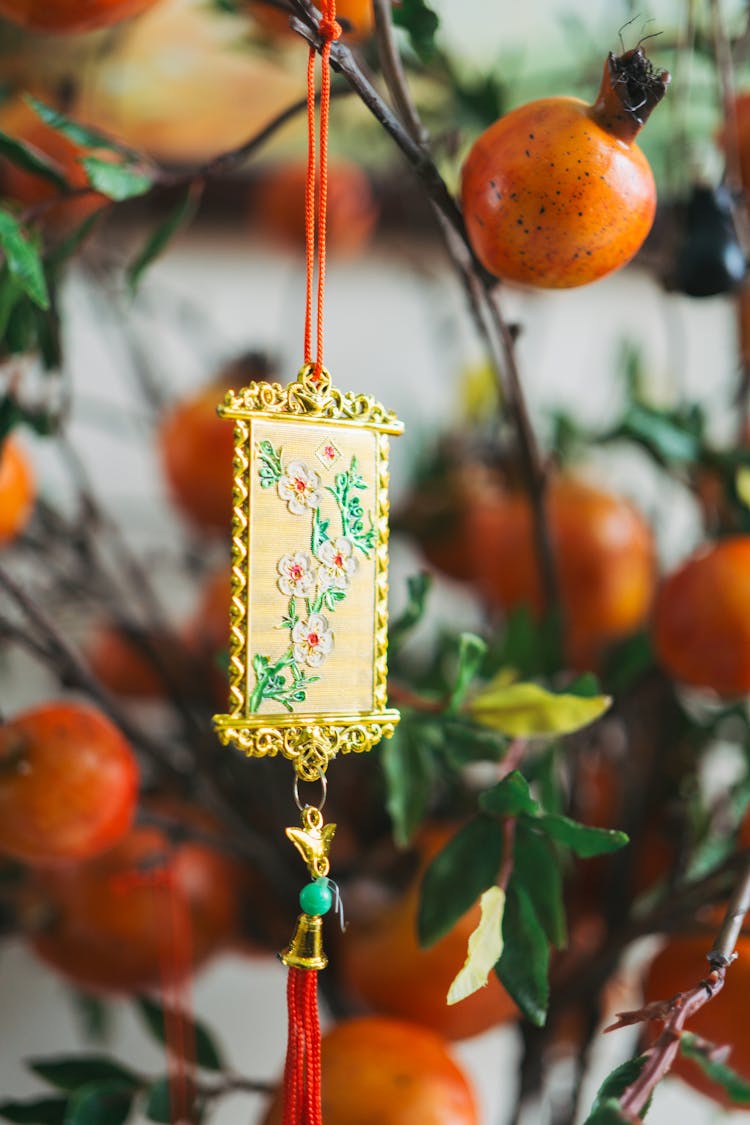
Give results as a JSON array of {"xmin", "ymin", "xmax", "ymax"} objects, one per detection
[
  {"xmin": 278, "ymin": 460, "xmax": 323, "ymax": 515},
  {"xmin": 277, "ymin": 551, "xmax": 315, "ymax": 598},
  {"xmin": 317, "ymin": 536, "xmax": 358, "ymax": 591},
  {"xmin": 292, "ymin": 613, "xmax": 334, "ymax": 667}
]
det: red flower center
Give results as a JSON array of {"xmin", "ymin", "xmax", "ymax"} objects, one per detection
[
  {"xmin": 290, "ymin": 565, "xmax": 303, "ymax": 580},
  {"xmin": 333, "ymin": 554, "xmax": 343, "ymax": 567},
  {"xmin": 308, "ymin": 632, "xmax": 319, "ymax": 647},
  {"xmin": 294, "ymin": 477, "xmax": 307, "ymax": 493}
]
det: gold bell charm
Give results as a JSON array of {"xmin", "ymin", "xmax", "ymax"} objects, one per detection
[{"xmin": 280, "ymin": 912, "xmax": 328, "ymax": 971}]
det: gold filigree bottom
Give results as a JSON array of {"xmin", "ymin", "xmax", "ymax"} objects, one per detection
[{"xmin": 213, "ymin": 711, "xmax": 400, "ymax": 780}]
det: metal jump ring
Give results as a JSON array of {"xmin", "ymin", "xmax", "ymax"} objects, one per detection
[{"xmin": 293, "ymin": 769, "xmax": 328, "ymax": 813}]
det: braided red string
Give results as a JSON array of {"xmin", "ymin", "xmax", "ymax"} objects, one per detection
[
  {"xmin": 282, "ymin": 967, "xmax": 322, "ymax": 1125},
  {"xmin": 303, "ymin": 0, "xmax": 341, "ymax": 380}
]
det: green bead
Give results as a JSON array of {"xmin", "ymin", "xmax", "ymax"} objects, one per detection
[{"xmin": 299, "ymin": 878, "xmax": 333, "ymax": 916}]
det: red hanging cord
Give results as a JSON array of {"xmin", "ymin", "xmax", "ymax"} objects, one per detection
[
  {"xmin": 283, "ymin": 967, "xmax": 323, "ymax": 1125},
  {"xmin": 303, "ymin": 0, "xmax": 341, "ymax": 381}
]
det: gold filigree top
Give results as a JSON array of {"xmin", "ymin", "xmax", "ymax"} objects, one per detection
[{"xmin": 218, "ymin": 363, "xmax": 404, "ymax": 435}]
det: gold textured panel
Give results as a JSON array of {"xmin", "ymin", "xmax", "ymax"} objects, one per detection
[{"xmin": 213, "ymin": 364, "xmax": 403, "ymax": 780}]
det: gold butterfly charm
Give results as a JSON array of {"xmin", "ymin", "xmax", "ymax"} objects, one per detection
[{"xmin": 286, "ymin": 806, "xmax": 337, "ymax": 878}]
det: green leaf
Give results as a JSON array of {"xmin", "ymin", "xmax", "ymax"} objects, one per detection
[
  {"xmin": 680, "ymin": 1031, "xmax": 750, "ymax": 1103},
  {"xmin": 439, "ymin": 717, "xmax": 508, "ymax": 767},
  {"xmin": 127, "ymin": 185, "xmax": 200, "ymax": 293},
  {"xmin": 29, "ymin": 1058, "xmax": 137, "ymax": 1093},
  {"xmin": 448, "ymin": 632, "xmax": 487, "ymax": 713},
  {"xmin": 144, "ymin": 1078, "xmax": 171, "ymax": 1124},
  {"xmin": 565, "ymin": 672, "xmax": 601, "ymax": 698},
  {"xmin": 478, "ymin": 770, "xmax": 539, "ymax": 819},
  {"xmin": 587, "ymin": 1054, "xmax": 650, "ymax": 1119},
  {"xmin": 513, "ymin": 820, "xmax": 566, "ymax": 948},
  {"xmin": 0, "ymin": 131, "xmax": 69, "ymax": 192},
  {"xmin": 69, "ymin": 992, "xmax": 111, "ymax": 1045},
  {"xmin": 135, "ymin": 996, "xmax": 224, "ymax": 1071},
  {"xmin": 469, "ymin": 678, "xmax": 611, "ymax": 737},
  {"xmin": 418, "ymin": 815, "xmax": 504, "ymax": 948},
  {"xmin": 6, "ymin": 295, "xmax": 38, "ymax": 353},
  {"xmin": 63, "ymin": 1083, "xmax": 132, "ymax": 1125},
  {"xmin": 603, "ymin": 633, "xmax": 653, "ymax": 696},
  {"xmin": 537, "ymin": 814, "xmax": 629, "ymax": 857},
  {"xmin": 611, "ymin": 403, "xmax": 701, "ymax": 466},
  {"xmin": 0, "ymin": 210, "xmax": 48, "ymax": 309},
  {"xmin": 0, "ymin": 1099, "xmax": 68, "ymax": 1125},
  {"xmin": 382, "ymin": 721, "xmax": 436, "ymax": 847},
  {"xmin": 389, "ymin": 572, "xmax": 431, "ymax": 652},
  {"xmin": 496, "ymin": 877, "xmax": 549, "ymax": 1027},
  {"xmin": 391, "ymin": 0, "xmax": 440, "ymax": 60},
  {"xmin": 581, "ymin": 1102, "xmax": 633, "ymax": 1125},
  {"xmin": 25, "ymin": 97, "xmax": 138, "ymax": 159},
  {"xmin": 81, "ymin": 159, "xmax": 153, "ymax": 202}
]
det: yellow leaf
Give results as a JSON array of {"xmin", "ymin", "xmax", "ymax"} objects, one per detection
[
  {"xmin": 468, "ymin": 678, "xmax": 611, "ymax": 737},
  {"xmin": 737, "ymin": 467, "xmax": 750, "ymax": 510},
  {"xmin": 447, "ymin": 886, "xmax": 505, "ymax": 1005},
  {"xmin": 459, "ymin": 360, "xmax": 500, "ymax": 422}
]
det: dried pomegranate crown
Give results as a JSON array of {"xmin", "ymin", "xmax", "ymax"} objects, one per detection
[{"xmin": 607, "ymin": 46, "xmax": 671, "ymax": 129}]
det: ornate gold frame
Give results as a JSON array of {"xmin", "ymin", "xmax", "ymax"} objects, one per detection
[{"xmin": 212, "ymin": 364, "xmax": 404, "ymax": 780}]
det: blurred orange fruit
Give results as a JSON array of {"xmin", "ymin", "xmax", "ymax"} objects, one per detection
[
  {"xmin": 247, "ymin": 0, "xmax": 373, "ymax": 41},
  {"xmin": 261, "ymin": 1016, "xmax": 479, "ymax": 1125},
  {"xmin": 0, "ymin": 437, "xmax": 34, "ymax": 543},
  {"xmin": 252, "ymin": 160, "xmax": 378, "ymax": 257},
  {"xmin": 464, "ymin": 476, "xmax": 655, "ymax": 668},
  {"xmin": 0, "ymin": 0, "xmax": 158, "ymax": 33},
  {"xmin": 653, "ymin": 537, "xmax": 750, "ymax": 697}
]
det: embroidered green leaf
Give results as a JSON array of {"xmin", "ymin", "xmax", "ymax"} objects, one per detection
[
  {"xmin": 447, "ymin": 886, "xmax": 505, "ymax": 1005},
  {"xmin": 469, "ymin": 678, "xmax": 611, "ymax": 737},
  {"xmin": 256, "ymin": 439, "xmax": 282, "ymax": 487},
  {"xmin": 418, "ymin": 816, "xmax": 504, "ymax": 947}
]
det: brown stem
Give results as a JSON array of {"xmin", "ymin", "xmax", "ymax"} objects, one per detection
[
  {"xmin": 708, "ymin": 851, "xmax": 750, "ymax": 966},
  {"xmin": 617, "ymin": 969, "xmax": 725, "ymax": 1117}
]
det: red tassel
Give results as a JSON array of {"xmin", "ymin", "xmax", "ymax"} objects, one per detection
[{"xmin": 283, "ymin": 967, "xmax": 322, "ymax": 1125}]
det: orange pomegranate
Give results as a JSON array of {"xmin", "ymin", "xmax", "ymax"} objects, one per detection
[
  {"xmin": 252, "ymin": 160, "xmax": 378, "ymax": 257},
  {"xmin": 0, "ymin": 0, "xmax": 160, "ymax": 33},
  {"xmin": 158, "ymin": 353, "xmax": 274, "ymax": 533},
  {"xmin": 461, "ymin": 48, "xmax": 669, "ymax": 288},
  {"xmin": 340, "ymin": 826, "xmax": 517, "ymax": 1041},
  {"xmin": 463, "ymin": 476, "xmax": 655, "ymax": 669},
  {"xmin": 0, "ymin": 701, "xmax": 138, "ymax": 865},
  {"xmin": 643, "ymin": 932, "xmax": 750, "ymax": 1105},
  {"xmin": 261, "ymin": 1016, "xmax": 479, "ymax": 1125},
  {"xmin": 0, "ymin": 437, "xmax": 35, "ymax": 543},
  {"xmin": 653, "ymin": 537, "xmax": 750, "ymax": 698},
  {"xmin": 248, "ymin": 0, "xmax": 373, "ymax": 41},
  {"xmin": 28, "ymin": 817, "xmax": 240, "ymax": 992}
]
